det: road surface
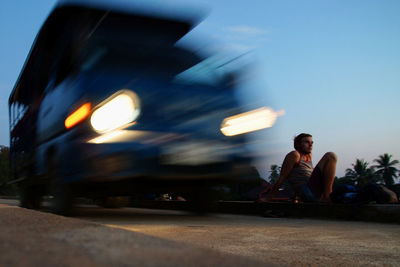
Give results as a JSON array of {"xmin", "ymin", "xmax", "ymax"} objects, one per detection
[{"xmin": 0, "ymin": 199, "xmax": 399, "ymax": 266}]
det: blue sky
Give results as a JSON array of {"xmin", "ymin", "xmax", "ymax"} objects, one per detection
[{"xmin": 1, "ymin": 0, "xmax": 399, "ymax": 178}]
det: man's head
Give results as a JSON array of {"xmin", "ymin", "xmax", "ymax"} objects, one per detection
[{"xmin": 294, "ymin": 133, "xmax": 313, "ymax": 154}]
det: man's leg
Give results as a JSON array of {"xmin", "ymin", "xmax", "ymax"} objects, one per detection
[{"xmin": 308, "ymin": 152, "xmax": 338, "ymax": 201}]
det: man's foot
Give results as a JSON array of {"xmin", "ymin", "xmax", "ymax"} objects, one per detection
[
  {"xmin": 319, "ymin": 194, "xmax": 332, "ymax": 203},
  {"xmin": 256, "ymin": 197, "xmax": 269, "ymax": 203}
]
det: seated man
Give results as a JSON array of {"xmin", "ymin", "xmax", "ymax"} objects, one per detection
[{"xmin": 267, "ymin": 133, "xmax": 337, "ymax": 202}]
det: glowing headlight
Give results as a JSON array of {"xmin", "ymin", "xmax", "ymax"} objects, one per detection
[
  {"xmin": 220, "ymin": 107, "xmax": 285, "ymax": 136},
  {"xmin": 91, "ymin": 90, "xmax": 140, "ymax": 133}
]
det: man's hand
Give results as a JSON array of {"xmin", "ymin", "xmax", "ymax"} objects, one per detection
[
  {"xmin": 263, "ymin": 194, "xmax": 275, "ymax": 202},
  {"xmin": 257, "ymin": 194, "xmax": 275, "ymax": 202},
  {"xmin": 319, "ymin": 193, "xmax": 332, "ymax": 203}
]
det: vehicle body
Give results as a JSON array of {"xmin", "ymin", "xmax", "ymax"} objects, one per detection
[{"xmin": 9, "ymin": 0, "xmax": 270, "ymax": 213}]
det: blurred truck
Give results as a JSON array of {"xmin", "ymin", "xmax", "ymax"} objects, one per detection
[{"xmin": 9, "ymin": 0, "xmax": 273, "ymax": 214}]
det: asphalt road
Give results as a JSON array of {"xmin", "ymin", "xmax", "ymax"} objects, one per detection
[{"xmin": 1, "ymin": 199, "xmax": 399, "ymax": 266}]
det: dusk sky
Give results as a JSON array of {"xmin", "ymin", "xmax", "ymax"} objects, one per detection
[{"xmin": 1, "ymin": 0, "xmax": 399, "ymax": 178}]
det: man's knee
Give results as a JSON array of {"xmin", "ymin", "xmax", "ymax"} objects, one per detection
[{"xmin": 324, "ymin": 152, "xmax": 337, "ymax": 162}]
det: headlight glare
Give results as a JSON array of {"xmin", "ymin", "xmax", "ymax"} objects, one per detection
[
  {"xmin": 91, "ymin": 90, "xmax": 140, "ymax": 133},
  {"xmin": 220, "ymin": 107, "xmax": 285, "ymax": 136}
]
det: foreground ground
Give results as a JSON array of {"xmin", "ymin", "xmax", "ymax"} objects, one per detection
[{"xmin": 1, "ymin": 199, "xmax": 399, "ymax": 266}]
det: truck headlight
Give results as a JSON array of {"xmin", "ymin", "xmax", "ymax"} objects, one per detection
[
  {"xmin": 220, "ymin": 107, "xmax": 285, "ymax": 136},
  {"xmin": 91, "ymin": 90, "xmax": 140, "ymax": 133}
]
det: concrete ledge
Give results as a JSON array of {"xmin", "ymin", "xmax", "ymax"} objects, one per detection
[
  {"xmin": 219, "ymin": 202, "xmax": 400, "ymax": 223},
  {"xmin": 2, "ymin": 196, "xmax": 399, "ymax": 223},
  {"xmin": 129, "ymin": 200, "xmax": 400, "ymax": 224},
  {"xmin": 0, "ymin": 196, "xmax": 18, "ymax": 200}
]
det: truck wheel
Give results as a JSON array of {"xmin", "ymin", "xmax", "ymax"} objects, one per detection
[
  {"xmin": 47, "ymin": 156, "xmax": 74, "ymax": 216},
  {"xmin": 19, "ymin": 183, "xmax": 42, "ymax": 209},
  {"xmin": 50, "ymin": 180, "xmax": 74, "ymax": 216},
  {"xmin": 188, "ymin": 189, "xmax": 218, "ymax": 214}
]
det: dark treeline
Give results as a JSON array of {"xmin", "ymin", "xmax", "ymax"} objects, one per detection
[{"xmin": 0, "ymin": 146, "xmax": 17, "ymax": 195}]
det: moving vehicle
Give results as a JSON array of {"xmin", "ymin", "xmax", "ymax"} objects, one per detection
[{"xmin": 9, "ymin": 0, "xmax": 273, "ymax": 214}]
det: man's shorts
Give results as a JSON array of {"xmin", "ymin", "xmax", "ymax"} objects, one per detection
[
  {"xmin": 302, "ymin": 184, "xmax": 319, "ymax": 202},
  {"xmin": 301, "ymin": 166, "xmax": 324, "ymax": 202}
]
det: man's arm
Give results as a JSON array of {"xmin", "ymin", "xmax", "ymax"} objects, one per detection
[{"xmin": 267, "ymin": 151, "xmax": 300, "ymax": 200}]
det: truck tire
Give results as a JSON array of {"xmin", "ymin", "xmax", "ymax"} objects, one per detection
[
  {"xmin": 19, "ymin": 183, "xmax": 42, "ymax": 209},
  {"xmin": 188, "ymin": 189, "xmax": 218, "ymax": 214},
  {"xmin": 50, "ymin": 179, "xmax": 74, "ymax": 216},
  {"xmin": 47, "ymin": 155, "xmax": 74, "ymax": 216}
]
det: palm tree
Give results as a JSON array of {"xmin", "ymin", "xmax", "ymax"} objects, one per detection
[
  {"xmin": 345, "ymin": 159, "xmax": 377, "ymax": 187},
  {"xmin": 373, "ymin": 154, "xmax": 399, "ymax": 186},
  {"xmin": 268, "ymin": 164, "xmax": 281, "ymax": 183}
]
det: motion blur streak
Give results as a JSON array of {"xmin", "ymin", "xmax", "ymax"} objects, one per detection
[
  {"xmin": 220, "ymin": 107, "xmax": 285, "ymax": 136},
  {"xmin": 87, "ymin": 128, "xmax": 152, "ymax": 144},
  {"xmin": 88, "ymin": 130, "xmax": 126, "ymax": 144},
  {"xmin": 65, "ymin": 103, "xmax": 91, "ymax": 129}
]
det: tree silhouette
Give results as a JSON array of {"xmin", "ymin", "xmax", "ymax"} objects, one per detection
[
  {"xmin": 373, "ymin": 153, "xmax": 399, "ymax": 186},
  {"xmin": 268, "ymin": 164, "xmax": 281, "ymax": 183},
  {"xmin": 345, "ymin": 159, "xmax": 377, "ymax": 187},
  {"xmin": 0, "ymin": 146, "xmax": 17, "ymax": 195}
]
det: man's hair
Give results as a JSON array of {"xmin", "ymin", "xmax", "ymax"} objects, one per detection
[{"xmin": 294, "ymin": 133, "xmax": 312, "ymax": 150}]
